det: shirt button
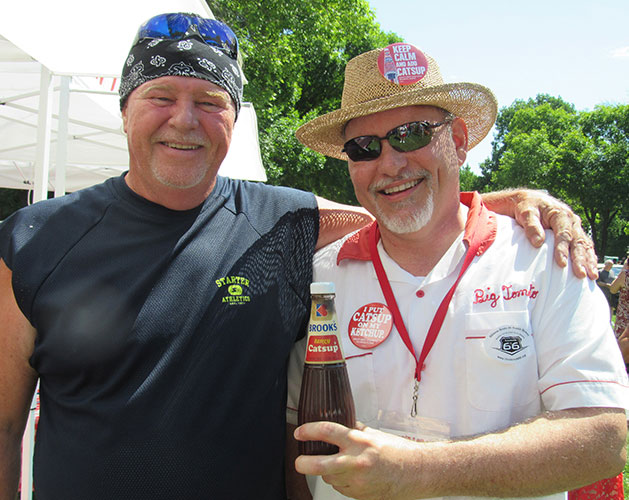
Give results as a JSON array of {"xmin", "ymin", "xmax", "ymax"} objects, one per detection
[{"xmin": 416, "ymin": 290, "xmax": 425, "ymax": 298}]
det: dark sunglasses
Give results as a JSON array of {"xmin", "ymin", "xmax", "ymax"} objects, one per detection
[
  {"xmin": 134, "ymin": 13, "xmax": 239, "ymax": 60},
  {"xmin": 342, "ymin": 118, "xmax": 453, "ymax": 162}
]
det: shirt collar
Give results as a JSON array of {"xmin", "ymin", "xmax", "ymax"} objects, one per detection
[{"xmin": 337, "ymin": 191, "xmax": 497, "ymax": 265}]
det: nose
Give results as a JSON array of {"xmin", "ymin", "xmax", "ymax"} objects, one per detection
[
  {"xmin": 376, "ymin": 141, "xmax": 408, "ymax": 176},
  {"xmin": 168, "ymin": 98, "xmax": 199, "ymax": 131}
]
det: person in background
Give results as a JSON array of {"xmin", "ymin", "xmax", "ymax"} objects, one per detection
[
  {"xmin": 287, "ymin": 43, "xmax": 627, "ymax": 500},
  {"xmin": 597, "ymin": 259, "xmax": 616, "ymax": 317},
  {"xmin": 0, "ymin": 14, "xmax": 600, "ymax": 500},
  {"xmin": 611, "ymin": 256, "xmax": 629, "ymax": 339}
]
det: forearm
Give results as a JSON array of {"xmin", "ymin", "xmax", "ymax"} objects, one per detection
[
  {"xmin": 406, "ymin": 408, "xmax": 627, "ymax": 498},
  {"xmin": 0, "ymin": 260, "xmax": 39, "ymax": 499},
  {"xmin": 610, "ymin": 272, "xmax": 625, "ymax": 294},
  {"xmin": 479, "ymin": 188, "xmax": 522, "ymax": 218},
  {"xmin": 315, "ymin": 196, "xmax": 373, "ymax": 250}
]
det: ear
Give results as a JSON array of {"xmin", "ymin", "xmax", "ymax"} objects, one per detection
[
  {"xmin": 450, "ymin": 117, "xmax": 469, "ymax": 166},
  {"xmin": 121, "ymin": 105, "xmax": 128, "ymax": 134}
]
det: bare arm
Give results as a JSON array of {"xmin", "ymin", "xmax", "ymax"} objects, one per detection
[
  {"xmin": 316, "ymin": 190, "xmax": 598, "ymax": 278},
  {"xmin": 481, "ymin": 189, "xmax": 598, "ymax": 279},
  {"xmin": 294, "ymin": 408, "xmax": 627, "ymax": 500},
  {"xmin": 610, "ymin": 266, "xmax": 627, "ymax": 295},
  {"xmin": 315, "ymin": 196, "xmax": 373, "ymax": 250},
  {"xmin": 0, "ymin": 259, "xmax": 38, "ymax": 500}
]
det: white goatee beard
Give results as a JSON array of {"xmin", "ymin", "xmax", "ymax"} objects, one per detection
[
  {"xmin": 372, "ymin": 172, "xmax": 434, "ymax": 234},
  {"xmin": 376, "ymin": 189, "xmax": 434, "ymax": 234},
  {"xmin": 151, "ymin": 163, "xmax": 209, "ymax": 189}
]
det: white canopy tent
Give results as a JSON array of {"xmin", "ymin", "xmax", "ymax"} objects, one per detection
[
  {"xmin": 0, "ymin": 2, "xmax": 265, "ymax": 498},
  {"xmin": 0, "ymin": 0, "xmax": 265, "ymax": 204}
]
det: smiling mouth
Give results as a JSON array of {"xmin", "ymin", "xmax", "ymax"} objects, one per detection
[
  {"xmin": 161, "ymin": 142, "xmax": 201, "ymax": 151},
  {"xmin": 381, "ymin": 179, "xmax": 421, "ymax": 195}
]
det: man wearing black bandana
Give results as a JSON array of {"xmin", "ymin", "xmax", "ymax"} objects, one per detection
[{"xmin": 0, "ymin": 12, "xmax": 601, "ymax": 500}]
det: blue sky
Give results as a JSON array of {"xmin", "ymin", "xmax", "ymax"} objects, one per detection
[{"xmin": 368, "ymin": 0, "xmax": 629, "ymax": 172}]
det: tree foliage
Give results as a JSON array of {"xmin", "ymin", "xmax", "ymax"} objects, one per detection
[
  {"xmin": 0, "ymin": 188, "xmax": 28, "ymax": 220},
  {"xmin": 480, "ymin": 95, "xmax": 629, "ymax": 258},
  {"xmin": 0, "ymin": 1, "xmax": 398, "ymax": 218},
  {"xmin": 206, "ymin": 0, "xmax": 400, "ymax": 203}
]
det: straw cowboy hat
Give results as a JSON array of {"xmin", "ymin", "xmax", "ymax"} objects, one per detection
[{"xmin": 296, "ymin": 44, "xmax": 498, "ymax": 160}]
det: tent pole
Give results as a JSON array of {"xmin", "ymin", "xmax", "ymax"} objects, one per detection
[
  {"xmin": 55, "ymin": 76, "xmax": 70, "ymax": 197},
  {"xmin": 20, "ymin": 387, "xmax": 38, "ymax": 500},
  {"xmin": 33, "ymin": 66, "xmax": 53, "ymax": 202}
]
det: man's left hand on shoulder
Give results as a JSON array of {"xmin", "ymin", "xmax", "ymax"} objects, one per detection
[{"xmin": 481, "ymin": 189, "xmax": 598, "ymax": 280}]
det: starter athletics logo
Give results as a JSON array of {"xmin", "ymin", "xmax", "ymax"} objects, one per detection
[{"xmin": 215, "ymin": 275, "xmax": 251, "ymax": 305}]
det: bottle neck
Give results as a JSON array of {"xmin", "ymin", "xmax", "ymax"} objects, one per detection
[{"xmin": 305, "ymin": 293, "xmax": 344, "ymax": 364}]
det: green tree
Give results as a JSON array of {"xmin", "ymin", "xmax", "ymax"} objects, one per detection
[
  {"xmin": 0, "ymin": 188, "xmax": 28, "ymax": 220},
  {"xmin": 206, "ymin": 0, "xmax": 400, "ymax": 203},
  {"xmin": 555, "ymin": 105, "xmax": 629, "ymax": 257},
  {"xmin": 459, "ymin": 165, "xmax": 484, "ymax": 192},
  {"xmin": 481, "ymin": 95, "xmax": 629, "ymax": 258},
  {"xmin": 478, "ymin": 95, "xmax": 575, "ymax": 191},
  {"xmin": 1, "ymin": 1, "xmax": 397, "ymax": 217}
]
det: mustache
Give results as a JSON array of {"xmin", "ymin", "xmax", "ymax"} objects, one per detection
[
  {"xmin": 369, "ymin": 169, "xmax": 432, "ymax": 193},
  {"xmin": 154, "ymin": 135, "xmax": 210, "ymax": 146}
]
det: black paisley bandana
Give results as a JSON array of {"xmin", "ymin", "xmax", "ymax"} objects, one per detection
[{"xmin": 119, "ymin": 37, "xmax": 243, "ymax": 117}]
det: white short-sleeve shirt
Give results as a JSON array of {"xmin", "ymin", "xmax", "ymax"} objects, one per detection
[{"xmin": 287, "ymin": 194, "xmax": 628, "ymax": 500}]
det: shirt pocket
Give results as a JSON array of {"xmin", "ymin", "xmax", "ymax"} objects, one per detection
[
  {"xmin": 345, "ymin": 351, "xmax": 379, "ymax": 424},
  {"xmin": 464, "ymin": 311, "xmax": 539, "ymax": 411}
]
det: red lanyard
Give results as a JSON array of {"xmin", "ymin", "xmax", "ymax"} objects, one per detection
[{"xmin": 368, "ymin": 223, "xmax": 481, "ymax": 414}]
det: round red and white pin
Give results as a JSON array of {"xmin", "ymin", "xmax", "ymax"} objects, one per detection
[
  {"xmin": 377, "ymin": 43, "xmax": 429, "ymax": 86},
  {"xmin": 348, "ymin": 302, "xmax": 393, "ymax": 349}
]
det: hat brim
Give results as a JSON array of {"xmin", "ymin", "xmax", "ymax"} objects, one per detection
[{"xmin": 297, "ymin": 82, "xmax": 497, "ymax": 160}]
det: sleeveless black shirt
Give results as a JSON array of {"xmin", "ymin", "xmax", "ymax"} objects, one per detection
[{"xmin": 0, "ymin": 174, "xmax": 318, "ymax": 499}]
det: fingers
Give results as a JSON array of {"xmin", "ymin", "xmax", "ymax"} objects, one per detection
[
  {"xmin": 295, "ymin": 451, "xmax": 340, "ymax": 476},
  {"xmin": 538, "ymin": 199, "xmax": 599, "ymax": 278},
  {"xmin": 547, "ymin": 208, "xmax": 597, "ymax": 279},
  {"xmin": 294, "ymin": 421, "xmax": 352, "ymax": 448},
  {"xmin": 539, "ymin": 205, "xmax": 572, "ymax": 268},
  {"xmin": 552, "ymin": 232, "xmax": 572, "ymax": 271},
  {"xmin": 493, "ymin": 189, "xmax": 598, "ymax": 280},
  {"xmin": 514, "ymin": 206, "xmax": 546, "ymax": 249},
  {"xmin": 293, "ymin": 423, "xmax": 372, "ymax": 498},
  {"xmin": 568, "ymin": 233, "xmax": 598, "ymax": 280},
  {"xmin": 293, "ymin": 422, "xmax": 350, "ymax": 474}
]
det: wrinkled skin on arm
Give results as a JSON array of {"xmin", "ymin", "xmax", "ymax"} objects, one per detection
[
  {"xmin": 481, "ymin": 189, "xmax": 598, "ymax": 279},
  {"xmin": 294, "ymin": 408, "xmax": 626, "ymax": 500},
  {"xmin": 316, "ymin": 189, "xmax": 598, "ymax": 278},
  {"xmin": 0, "ymin": 259, "xmax": 38, "ymax": 500}
]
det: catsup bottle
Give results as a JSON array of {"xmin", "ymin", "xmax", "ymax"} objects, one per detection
[{"xmin": 297, "ymin": 282, "xmax": 356, "ymax": 455}]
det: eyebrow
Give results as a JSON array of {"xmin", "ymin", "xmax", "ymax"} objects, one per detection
[
  {"xmin": 139, "ymin": 85, "xmax": 232, "ymax": 105},
  {"xmin": 203, "ymin": 91, "xmax": 232, "ymax": 105},
  {"xmin": 138, "ymin": 84, "xmax": 174, "ymax": 97}
]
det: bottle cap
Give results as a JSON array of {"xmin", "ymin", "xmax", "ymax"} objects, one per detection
[{"xmin": 310, "ymin": 282, "xmax": 335, "ymax": 295}]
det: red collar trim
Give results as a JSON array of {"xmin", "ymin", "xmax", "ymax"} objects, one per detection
[
  {"xmin": 336, "ymin": 223, "xmax": 375, "ymax": 264},
  {"xmin": 336, "ymin": 192, "xmax": 497, "ymax": 265}
]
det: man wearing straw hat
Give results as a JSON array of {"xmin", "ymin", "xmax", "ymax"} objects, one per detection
[
  {"xmin": 287, "ymin": 43, "xmax": 628, "ymax": 500},
  {"xmin": 0, "ymin": 13, "xmax": 605, "ymax": 499}
]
